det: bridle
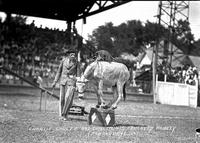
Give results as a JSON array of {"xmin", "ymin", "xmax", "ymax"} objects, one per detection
[
  {"xmin": 76, "ymin": 74, "xmax": 88, "ymax": 84},
  {"xmin": 76, "ymin": 75, "xmax": 88, "ymax": 94},
  {"xmin": 75, "ymin": 60, "xmax": 99, "ymax": 93}
]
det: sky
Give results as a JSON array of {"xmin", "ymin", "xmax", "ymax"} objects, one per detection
[{"xmin": 0, "ymin": 1, "xmax": 200, "ymax": 41}]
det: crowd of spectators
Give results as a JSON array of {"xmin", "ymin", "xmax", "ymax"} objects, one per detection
[
  {"xmin": 0, "ymin": 15, "xmax": 81, "ymax": 86},
  {"xmin": 158, "ymin": 64, "xmax": 199, "ymax": 86},
  {"xmin": 172, "ymin": 65, "xmax": 198, "ymax": 85}
]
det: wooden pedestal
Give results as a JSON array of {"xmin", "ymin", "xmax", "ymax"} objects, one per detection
[{"xmin": 88, "ymin": 107, "xmax": 115, "ymax": 127}]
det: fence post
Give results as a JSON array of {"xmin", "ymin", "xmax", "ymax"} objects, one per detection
[
  {"xmin": 44, "ymin": 91, "xmax": 47, "ymax": 112},
  {"xmin": 39, "ymin": 90, "xmax": 43, "ymax": 111},
  {"xmin": 164, "ymin": 74, "xmax": 167, "ymax": 82},
  {"xmin": 155, "ymin": 74, "xmax": 158, "ymax": 102}
]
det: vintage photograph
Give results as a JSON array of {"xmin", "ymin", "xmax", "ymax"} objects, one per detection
[{"xmin": 0, "ymin": 1, "xmax": 200, "ymax": 143}]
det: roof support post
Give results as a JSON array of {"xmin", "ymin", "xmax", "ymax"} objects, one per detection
[{"xmin": 66, "ymin": 20, "xmax": 72, "ymax": 45}]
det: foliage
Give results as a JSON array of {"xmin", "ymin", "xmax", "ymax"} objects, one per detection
[
  {"xmin": 172, "ymin": 19, "xmax": 195, "ymax": 54},
  {"xmin": 88, "ymin": 20, "xmax": 168, "ymax": 57},
  {"xmin": 114, "ymin": 57, "xmax": 136, "ymax": 69},
  {"xmin": 88, "ymin": 18, "xmax": 197, "ymax": 70},
  {"xmin": 88, "ymin": 22, "xmax": 115, "ymax": 55},
  {"xmin": 143, "ymin": 21, "xmax": 168, "ymax": 45}
]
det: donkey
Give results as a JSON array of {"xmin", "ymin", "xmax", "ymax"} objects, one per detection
[{"xmin": 76, "ymin": 60, "xmax": 130, "ymax": 110}]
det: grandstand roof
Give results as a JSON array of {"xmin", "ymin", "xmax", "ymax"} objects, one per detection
[{"xmin": 0, "ymin": 0, "xmax": 131, "ymax": 22}]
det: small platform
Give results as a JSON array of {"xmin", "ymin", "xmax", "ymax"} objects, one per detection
[
  {"xmin": 69, "ymin": 105, "xmax": 88, "ymax": 116},
  {"xmin": 88, "ymin": 107, "xmax": 115, "ymax": 127}
]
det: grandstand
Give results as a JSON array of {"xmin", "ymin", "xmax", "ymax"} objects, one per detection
[{"xmin": 0, "ymin": 15, "xmax": 85, "ymax": 87}]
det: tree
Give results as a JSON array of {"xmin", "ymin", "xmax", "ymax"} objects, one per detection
[
  {"xmin": 172, "ymin": 20, "xmax": 195, "ymax": 54},
  {"xmin": 89, "ymin": 22, "xmax": 115, "ymax": 55},
  {"xmin": 88, "ymin": 20, "xmax": 146, "ymax": 57},
  {"xmin": 87, "ymin": 20, "xmax": 170, "ymax": 58},
  {"xmin": 10, "ymin": 15, "xmax": 27, "ymax": 25},
  {"xmin": 194, "ymin": 39, "xmax": 200, "ymax": 46},
  {"xmin": 113, "ymin": 20, "xmax": 145, "ymax": 56},
  {"xmin": 143, "ymin": 21, "xmax": 168, "ymax": 46}
]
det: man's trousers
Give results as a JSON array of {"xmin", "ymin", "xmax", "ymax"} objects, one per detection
[{"xmin": 59, "ymin": 85, "xmax": 75, "ymax": 117}]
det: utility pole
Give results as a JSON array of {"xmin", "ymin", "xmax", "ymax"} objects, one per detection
[
  {"xmin": 153, "ymin": 1, "xmax": 162, "ymax": 104},
  {"xmin": 153, "ymin": 1, "xmax": 190, "ymax": 104},
  {"xmin": 157, "ymin": 1, "xmax": 189, "ymax": 67}
]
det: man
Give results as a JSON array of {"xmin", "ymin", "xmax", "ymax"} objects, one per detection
[
  {"xmin": 33, "ymin": 71, "xmax": 43, "ymax": 88},
  {"xmin": 52, "ymin": 49, "xmax": 77, "ymax": 120}
]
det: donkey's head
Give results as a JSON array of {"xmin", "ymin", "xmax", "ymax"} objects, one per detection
[{"xmin": 76, "ymin": 75, "xmax": 88, "ymax": 98}]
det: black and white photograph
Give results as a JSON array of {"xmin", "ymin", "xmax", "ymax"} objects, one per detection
[{"xmin": 0, "ymin": 0, "xmax": 200, "ymax": 142}]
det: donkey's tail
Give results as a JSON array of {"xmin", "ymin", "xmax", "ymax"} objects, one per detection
[{"xmin": 123, "ymin": 82, "xmax": 127, "ymax": 101}]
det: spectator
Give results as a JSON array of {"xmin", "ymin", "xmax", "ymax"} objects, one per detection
[{"xmin": 33, "ymin": 71, "xmax": 43, "ymax": 88}]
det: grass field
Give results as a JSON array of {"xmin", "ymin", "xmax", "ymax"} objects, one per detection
[{"xmin": 0, "ymin": 93, "xmax": 200, "ymax": 143}]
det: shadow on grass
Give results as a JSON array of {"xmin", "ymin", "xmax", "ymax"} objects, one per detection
[
  {"xmin": 69, "ymin": 117, "xmax": 87, "ymax": 122},
  {"xmin": 114, "ymin": 123, "xmax": 147, "ymax": 127}
]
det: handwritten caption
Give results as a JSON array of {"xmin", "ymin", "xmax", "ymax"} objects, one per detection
[{"xmin": 28, "ymin": 125, "xmax": 177, "ymax": 136}]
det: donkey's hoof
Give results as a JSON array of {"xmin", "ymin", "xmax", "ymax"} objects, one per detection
[{"xmin": 96, "ymin": 104, "xmax": 100, "ymax": 108}]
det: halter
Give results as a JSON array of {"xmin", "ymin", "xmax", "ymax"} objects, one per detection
[
  {"xmin": 76, "ymin": 74, "xmax": 88, "ymax": 94},
  {"xmin": 76, "ymin": 75, "xmax": 88, "ymax": 84}
]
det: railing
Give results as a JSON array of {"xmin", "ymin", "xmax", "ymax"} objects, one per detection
[
  {"xmin": 0, "ymin": 66, "xmax": 59, "ymax": 100},
  {"xmin": 156, "ymin": 80, "xmax": 198, "ymax": 108},
  {"xmin": 0, "ymin": 66, "xmax": 91, "ymax": 115}
]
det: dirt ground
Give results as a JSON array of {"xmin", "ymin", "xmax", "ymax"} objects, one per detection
[{"xmin": 0, "ymin": 93, "xmax": 200, "ymax": 143}]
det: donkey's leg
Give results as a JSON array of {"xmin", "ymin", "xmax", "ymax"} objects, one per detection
[
  {"xmin": 94, "ymin": 80, "xmax": 106, "ymax": 108},
  {"xmin": 97, "ymin": 80, "xmax": 106, "ymax": 107},
  {"xmin": 93, "ymin": 84, "xmax": 101, "ymax": 107},
  {"xmin": 105, "ymin": 85, "xmax": 118, "ymax": 108},
  {"xmin": 111, "ymin": 82, "xmax": 124, "ymax": 109}
]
